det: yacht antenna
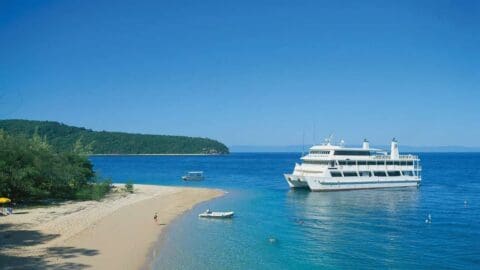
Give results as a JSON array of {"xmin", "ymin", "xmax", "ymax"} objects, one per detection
[
  {"xmin": 302, "ymin": 131, "xmax": 305, "ymax": 157},
  {"xmin": 326, "ymin": 134, "xmax": 333, "ymax": 145}
]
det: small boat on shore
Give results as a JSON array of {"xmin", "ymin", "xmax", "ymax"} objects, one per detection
[
  {"xmin": 199, "ymin": 209, "xmax": 234, "ymax": 218},
  {"xmin": 182, "ymin": 171, "xmax": 204, "ymax": 181}
]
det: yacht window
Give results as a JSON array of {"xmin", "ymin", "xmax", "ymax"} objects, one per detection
[
  {"xmin": 346, "ymin": 160, "xmax": 356, "ymax": 166},
  {"xmin": 367, "ymin": 161, "xmax": 376, "ymax": 165},
  {"xmin": 406, "ymin": 161, "xmax": 414, "ymax": 166},
  {"xmin": 304, "ymin": 160, "xmax": 329, "ymax": 165},
  {"xmin": 331, "ymin": 171, "xmax": 342, "ymax": 177},
  {"xmin": 402, "ymin": 171, "xmax": 414, "ymax": 176},
  {"xmin": 357, "ymin": 161, "xmax": 367, "ymax": 165},
  {"xmin": 333, "ymin": 150, "xmax": 370, "ymax": 156},
  {"xmin": 338, "ymin": 160, "xmax": 346, "ymax": 165},
  {"xmin": 387, "ymin": 171, "xmax": 401, "ymax": 176},
  {"xmin": 393, "ymin": 161, "xmax": 400, "ymax": 165},
  {"xmin": 343, "ymin": 171, "xmax": 358, "ymax": 177},
  {"xmin": 310, "ymin": 150, "xmax": 331, "ymax": 155},
  {"xmin": 377, "ymin": 160, "xmax": 385, "ymax": 165},
  {"xmin": 359, "ymin": 171, "xmax": 371, "ymax": 177},
  {"xmin": 374, "ymin": 171, "xmax": 387, "ymax": 176},
  {"xmin": 386, "ymin": 161, "xmax": 394, "ymax": 165}
]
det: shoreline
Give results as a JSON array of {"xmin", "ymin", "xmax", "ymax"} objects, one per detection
[
  {"xmin": 0, "ymin": 184, "xmax": 224, "ymax": 269},
  {"xmin": 142, "ymin": 193, "xmax": 224, "ymax": 270}
]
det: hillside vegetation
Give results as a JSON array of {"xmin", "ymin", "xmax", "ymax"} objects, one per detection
[{"xmin": 0, "ymin": 119, "xmax": 229, "ymax": 154}]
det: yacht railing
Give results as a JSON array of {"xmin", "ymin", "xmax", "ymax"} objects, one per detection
[
  {"xmin": 372, "ymin": 155, "xmax": 419, "ymax": 160},
  {"xmin": 307, "ymin": 154, "xmax": 330, "ymax": 158},
  {"xmin": 305, "ymin": 154, "xmax": 418, "ymax": 160}
]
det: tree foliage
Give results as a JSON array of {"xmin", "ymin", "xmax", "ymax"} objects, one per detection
[
  {"xmin": 0, "ymin": 119, "xmax": 229, "ymax": 154},
  {"xmin": 0, "ymin": 130, "xmax": 108, "ymax": 202}
]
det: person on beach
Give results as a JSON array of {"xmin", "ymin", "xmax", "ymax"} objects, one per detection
[{"xmin": 154, "ymin": 212, "xmax": 158, "ymax": 223}]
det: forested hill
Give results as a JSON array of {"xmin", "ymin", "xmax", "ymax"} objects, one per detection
[{"xmin": 0, "ymin": 120, "xmax": 229, "ymax": 154}]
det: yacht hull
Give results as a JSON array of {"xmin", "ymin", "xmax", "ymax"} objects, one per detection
[
  {"xmin": 284, "ymin": 174, "xmax": 309, "ymax": 189},
  {"xmin": 305, "ymin": 177, "xmax": 420, "ymax": 191}
]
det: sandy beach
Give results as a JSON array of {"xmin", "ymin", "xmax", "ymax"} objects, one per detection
[{"xmin": 0, "ymin": 184, "xmax": 223, "ymax": 269}]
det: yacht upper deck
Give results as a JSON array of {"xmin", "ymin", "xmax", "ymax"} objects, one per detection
[{"xmin": 301, "ymin": 139, "xmax": 419, "ymax": 161}]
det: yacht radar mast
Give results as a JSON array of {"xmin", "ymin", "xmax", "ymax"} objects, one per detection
[{"xmin": 324, "ymin": 134, "xmax": 334, "ymax": 146}]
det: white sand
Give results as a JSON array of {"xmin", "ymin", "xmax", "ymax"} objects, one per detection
[{"xmin": 0, "ymin": 184, "xmax": 224, "ymax": 269}]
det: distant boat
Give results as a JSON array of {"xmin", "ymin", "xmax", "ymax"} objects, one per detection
[
  {"xmin": 182, "ymin": 171, "xmax": 204, "ymax": 181},
  {"xmin": 199, "ymin": 209, "xmax": 234, "ymax": 218}
]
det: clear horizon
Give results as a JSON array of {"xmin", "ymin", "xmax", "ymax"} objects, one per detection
[{"xmin": 1, "ymin": 1, "xmax": 479, "ymax": 147}]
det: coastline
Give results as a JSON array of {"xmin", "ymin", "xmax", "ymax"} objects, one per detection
[
  {"xmin": 141, "ymin": 193, "xmax": 224, "ymax": 270},
  {"xmin": 0, "ymin": 184, "xmax": 224, "ymax": 269}
]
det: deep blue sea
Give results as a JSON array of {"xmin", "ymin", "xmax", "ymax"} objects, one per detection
[{"xmin": 90, "ymin": 153, "xmax": 480, "ymax": 269}]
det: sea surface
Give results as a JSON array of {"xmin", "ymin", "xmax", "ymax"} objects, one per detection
[{"xmin": 90, "ymin": 153, "xmax": 480, "ymax": 269}]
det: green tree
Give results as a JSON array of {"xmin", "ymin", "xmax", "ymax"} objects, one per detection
[
  {"xmin": 73, "ymin": 137, "xmax": 94, "ymax": 156},
  {"xmin": 0, "ymin": 130, "xmax": 104, "ymax": 202}
]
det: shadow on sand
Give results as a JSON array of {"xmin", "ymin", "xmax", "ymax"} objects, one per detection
[{"xmin": 0, "ymin": 223, "xmax": 99, "ymax": 269}]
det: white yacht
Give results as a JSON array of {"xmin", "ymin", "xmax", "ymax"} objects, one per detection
[{"xmin": 284, "ymin": 138, "xmax": 421, "ymax": 191}]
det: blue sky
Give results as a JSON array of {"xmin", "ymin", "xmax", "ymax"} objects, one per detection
[{"xmin": 0, "ymin": 0, "xmax": 479, "ymax": 146}]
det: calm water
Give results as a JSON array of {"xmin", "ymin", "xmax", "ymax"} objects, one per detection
[{"xmin": 90, "ymin": 153, "xmax": 480, "ymax": 269}]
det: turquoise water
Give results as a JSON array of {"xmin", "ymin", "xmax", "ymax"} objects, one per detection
[{"xmin": 90, "ymin": 153, "xmax": 480, "ymax": 269}]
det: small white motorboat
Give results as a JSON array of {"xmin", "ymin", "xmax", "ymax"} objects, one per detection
[
  {"xmin": 182, "ymin": 171, "xmax": 204, "ymax": 181},
  {"xmin": 198, "ymin": 209, "xmax": 234, "ymax": 218}
]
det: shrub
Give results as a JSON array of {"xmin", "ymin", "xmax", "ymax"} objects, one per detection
[
  {"xmin": 74, "ymin": 180, "xmax": 112, "ymax": 201},
  {"xmin": 124, "ymin": 181, "xmax": 134, "ymax": 193}
]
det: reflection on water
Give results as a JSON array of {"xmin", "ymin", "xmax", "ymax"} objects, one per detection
[
  {"xmin": 287, "ymin": 188, "xmax": 420, "ymax": 217},
  {"xmin": 286, "ymin": 188, "xmax": 420, "ymax": 235},
  {"xmin": 282, "ymin": 188, "xmax": 422, "ymax": 268}
]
